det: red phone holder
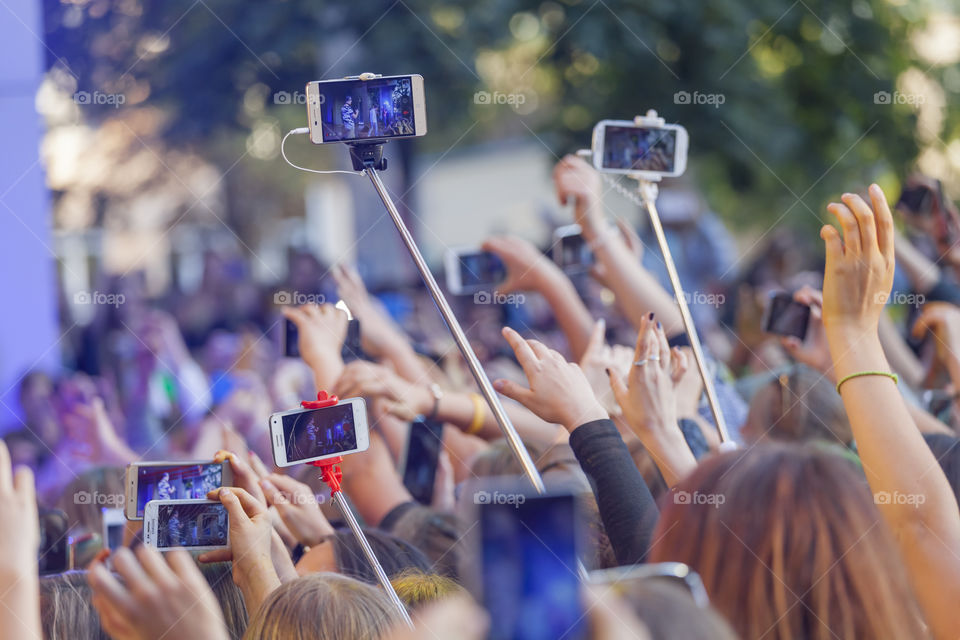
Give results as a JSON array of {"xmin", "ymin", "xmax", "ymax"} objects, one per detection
[{"xmin": 302, "ymin": 391, "xmax": 344, "ymax": 494}]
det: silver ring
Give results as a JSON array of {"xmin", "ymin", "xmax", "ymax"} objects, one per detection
[
  {"xmin": 648, "ymin": 355, "xmax": 661, "ymax": 362},
  {"xmin": 633, "ymin": 360, "xmax": 648, "ymax": 367}
]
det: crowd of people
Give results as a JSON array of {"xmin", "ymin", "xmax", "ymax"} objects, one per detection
[{"xmin": 3, "ymin": 153, "xmax": 960, "ymax": 640}]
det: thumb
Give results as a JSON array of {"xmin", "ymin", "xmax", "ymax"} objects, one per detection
[
  {"xmin": 607, "ymin": 367, "xmax": 629, "ymax": 410},
  {"xmin": 213, "ymin": 487, "xmax": 247, "ymax": 522},
  {"xmin": 493, "ymin": 378, "xmax": 535, "ymax": 407}
]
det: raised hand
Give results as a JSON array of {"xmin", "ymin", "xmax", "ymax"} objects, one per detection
[
  {"xmin": 0, "ymin": 440, "xmax": 40, "ymax": 639},
  {"xmin": 553, "ymin": 154, "xmax": 604, "ymax": 234},
  {"xmin": 494, "ymin": 326, "xmax": 607, "ymax": 432},
  {"xmin": 334, "ymin": 360, "xmax": 431, "ymax": 421},
  {"xmin": 779, "ymin": 286, "xmax": 833, "ymax": 380},
  {"xmin": 481, "ymin": 235, "xmax": 559, "ymax": 295},
  {"xmin": 578, "ymin": 319, "xmax": 634, "ymax": 416},
  {"xmin": 259, "ymin": 473, "xmax": 334, "ymax": 547},
  {"xmin": 608, "ymin": 315, "xmax": 695, "ymax": 486},
  {"xmin": 88, "ymin": 546, "xmax": 229, "ymax": 640},
  {"xmin": 282, "ymin": 303, "xmax": 349, "ymax": 391}
]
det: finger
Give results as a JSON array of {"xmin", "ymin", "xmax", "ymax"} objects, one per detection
[
  {"xmin": 526, "ymin": 339, "xmax": 553, "ymax": 360},
  {"xmin": 655, "ymin": 322, "xmax": 670, "ymax": 369},
  {"xmin": 219, "ymin": 486, "xmax": 267, "ymax": 517},
  {"xmin": 492, "ymin": 378, "xmax": 536, "ymax": 408},
  {"xmin": 793, "ymin": 286, "xmax": 823, "ymax": 309},
  {"xmin": 841, "ymin": 193, "xmax": 878, "ymax": 254},
  {"xmin": 264, "ymin": 473, "xmax": 309, "ymax": 497},
  {"xmin": 248, "ymin": 450, "xmax": 271, "ymax": 479},
  {"xmin": 670, "ymin": 347, "xmax": 689, "ymax": 384},
  {"xmin": 281, "ymin": 306, "xmax": 306, "ymax": 324},
  {"xmin": 13, "ymin": 465, "xmax": 36, "ymax": 509},
  {"xmin": 502, "ymin": 327, "xmax": 539, "ymax": 374},
  {"xmin": 607, "ymin": 368, "xmax": 629, "ymax": 408},
  {"xmin": 111, "ymin": 547, "xmax": 154, "ymax": 598},
  {"xmin": 197, "ymin": 549, "xmax": 233, "ymax": 564},
  {"xmin": 869, "ymin": 184, "xmax": 895, "ymax": 259},
  {"xmin": 827, "ymin": 202, "xmax": 860, "ymax": 256},
  {"xmin": 259, "ymin": 478, "xmax": 291, "ymax": 506},
  {"xmin": 0, "ymin": 440, "xmax": 11, "ymax": 494},
  {"xmin": 166, "ymin": 548, "xmax": 206, "ymax": 585},
  {"xmin": 88, "ymin": 562, "xmax": 137, "ymax": 617},
  {"xmin": 582, "ymin": 319, "xmax": 607, "ymax": 363},
  {"xmin": 820, "ymin": 224, "xmax": 843, "ymax": 265},
  {"xmin": 134, "ymin": 543, "xmax": 176, "ymax": 588}
]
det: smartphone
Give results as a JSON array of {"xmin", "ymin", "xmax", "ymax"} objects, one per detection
[
  {"xmin": 283, "ymin": 318, "xmax": 300, "ymax": 358},
  {"xmin": 125, "ymin": 462, "xmax": 231, "ymax": 520},
  {"xmin": 143, "ymin": 500, "xmax": 229, "ymax": 552},
  {"xmin": 762, "ymin": 292, "xmax": 811, "ymax": 340},
  {"xmin": 591, "ymin": 119, "xmax": 688, "ymax": 177},
  {"xmin": 269, "ymin": 397, "xmax": 370, "ymax": 467},
  {"xmin": 444, "ymin": 248, "xmax": 507, "ymax": 295},
  {"xmin": 552, "ymin": 224, "xmax": 595, "ymax": 274},
  {"xmin": 401, "ymin": 418, "xmax": 444, "ymax": 505},
  {"xmin": 38, "ymin": 507, "xmax": 71, "ymax": 575},
  {"xmin": 102, "ymin": 507, "xmax": 126, "ymax": 552},
  {"xmin": 478, "ymin": 492, "xmax": 586, "ymax": 640},
  {"xmin": 589, "ymin": 562, "xmax": 710, "ymax": 609},
  {"xmin": 305, "ymin": 74, "xmax": 427, "ymax": 144},
  {"xmin": 341, "ymin": 318, "xmax": 363, "ymax": 364},
  {"xmin": 897, "ymin": 185, "xmax": 934, "ymax": 215}
]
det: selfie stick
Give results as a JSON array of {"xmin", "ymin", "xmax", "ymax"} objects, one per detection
[
  {"xmin": 590, "ymin": 110, "xmax": 732, "ymax": 445},
  {"xmin": 337, "ymin": 87, "xmax": 546, "ymax": 494},
  {"xmin": 302, "ymin": 392, "xmax": 414, "ymax": 627}
]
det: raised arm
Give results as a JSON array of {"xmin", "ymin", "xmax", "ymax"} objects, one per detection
[{"xmin": 820, "ymin": 184, "xmax": 960, "ymax": 640}]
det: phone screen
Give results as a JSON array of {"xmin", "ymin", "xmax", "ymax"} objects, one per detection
[
  {"xmin": 764, "ymin": 294, "xmax": 810, "ymax": 340},
  {"xmin": 556, "ymin": 232, "xmax": 594, "ymax": 273},
  {"xmin": 282, "ymin": 404, "xmax": 359, "ymax": 463},
  {"xmin": 136, "ymin": 463, "xmax": 224, "ymax": 519},
  {"xmin": 314, "ymin": 76, "xmax": 418, "ymax": 142},
  {"xmin": 480, "ymin": 493, "xmax": 586, "ymax": 640},
  {"xmin": 284, "ymin": 318, "xmax": 300, "ymax": 358},
  {"xmin": 897, "ymin": 186, "xmax": 933, "ymax": 215},
  {"xmin": 154, "ymin": 502, "xmax": 228, "ymax": 549},
  {"xmin": 102, "ymin": 509, "xmax": 125, "ymax": 551},
  {"xmin": 459, "ymin": 251, "xmax": 506, "ymax": 291},
  {"xmin": 602, "ymin": 125, "xmax": 677, "ymax": 173},
  {"xmin": 341, "ymin": 319, "xmax": 363, "ymax": 363},
  {"xmin": 402, "ymin": 419, "xmax": 444, "ymax": 505}
]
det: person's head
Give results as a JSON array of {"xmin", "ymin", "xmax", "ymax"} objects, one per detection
[
  {"xmin": 381, "ymin": 503, "xmax": 465, "ymax": 579},
  {"xmin": 198, "ymin": 562, "xmax": 248, "ymax": 639},
  {"xmin": 613, "ymin": 579, "xmax": 738, "ymax": 640},
  {"xmin": 345, "ymin": 95, "xmax": 352, "ymax": 104},
  {"xmin": 389, "ymin": 569, "xmax": 467, "ymax": 612},
  {"xmin": 57, "ymin": 466, "xmax": 126, "ymax": 539},
  {"xmin": 243, "ymin": 573, "xmax": 400, "ymax": 640},
  {"xmin": 924, "ymin": 433, "xmax": 960, "ymax": 508},
  {"xmin": 296, "ymin": 527, "xmax": 432, "ymax": 583},
  {"xmin": 649, "ymin": 443, "xmax": 925, "ymax": 639},
  {"xmin": 741, "ymin": 365, "xmax": 852, "ymax": 446},
  {"xmin": 40, "ymin": 571, "xmax": 108, "ymax": 640}
]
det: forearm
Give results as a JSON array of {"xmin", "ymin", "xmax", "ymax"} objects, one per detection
[
  {"xmin": 640, "ymin": 428, "xmax": 697, "ymax": 488},
  {"xmin": 379, "ymin": 339, "xmax": 432, "ymax": 384},
  {"xmin": 534, "ymin": 270, "xmax": 596, "ymax": 361},
  {"xmin": 906, "ymin": 402, "xmax": 955, "ymax": 436},
  {"xmin": 0, "ymin": 572, "xmax": 40, "ymax": 639},
  {"xmin": 341, "ymin": 469, "xmax": 412, "ymax": 527},
  {"xmin": 436, "ymin": 391, "xmax": 562, "ymax": 446},
  {"xmin": 236, "ymin": 559, "xmax": 281, "ymax": 614},
  {"xmin": 585, "ymin": 225, "xmax": 683, "ymax": 335}
]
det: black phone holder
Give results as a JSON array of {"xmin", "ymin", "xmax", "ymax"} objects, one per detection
[{"xmin": 347, "ymin": 142, "xmax": 388, "ymax": 172}]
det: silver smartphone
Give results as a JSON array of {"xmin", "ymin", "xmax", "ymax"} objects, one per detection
[
  {"xmin": 269, "ymin": 397, "xmax": 370, "ymax": 467},
  {"xmin": 552, "ymin": 224, "xmax": 594, "ymax": 274},
  {"xmin": 591, "ymin": 119, "xmax": 688, "ymax": 177},
  {"xmin": 125, "ymin": 461, "xmax": 232, "ymax": 521},
  {"xmin": 101, "ymin": 507, "xmax": 126, "ymax": 551},
  {"xmin": 305, "ymin": 74, "xmax": 427, "ymax": 144},
  {"xmin": 443, "ymin": 247, "xmax": 507, "ymax": 296},
  {"xmin": 142, "ymin": 499, "xmax": 229, "ymax": 552}
]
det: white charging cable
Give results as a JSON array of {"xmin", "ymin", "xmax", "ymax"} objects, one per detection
[{"xmin": 280, "ymin": 128, "xmax": 367, "ymax": 176}]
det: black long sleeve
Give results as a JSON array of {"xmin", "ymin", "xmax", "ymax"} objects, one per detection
[{"xmin": 569, "ymin": 419, "xmax": 659, "ymax": 566}]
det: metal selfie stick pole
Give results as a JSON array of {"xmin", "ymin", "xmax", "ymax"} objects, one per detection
[
  {"xmin": 625, "ymin": 111, "xmax": 731, "ymax": 445},
  {"xmin": 302, "ymin": 392, "xmax": 413, "ymax": 627},
  {"xmin": 346, "ymin": 142, "xmax": 547, "ymax": 494}
]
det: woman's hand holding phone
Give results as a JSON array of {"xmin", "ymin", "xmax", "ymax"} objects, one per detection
[{"xmin": 282, "ymin": 304, "xmax": 349, "ymax": 391}]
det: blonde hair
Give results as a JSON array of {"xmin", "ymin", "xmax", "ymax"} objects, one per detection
[
  {"xmin": 389, "ymin": 569, "xmax": 467, "ymax": 611},
  {"xmin": 243, "ymin": 573, "xmax": 400, "ymax": 640}
]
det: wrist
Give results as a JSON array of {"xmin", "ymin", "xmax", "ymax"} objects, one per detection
[{"xmin": 563, "ymin": 404, "xmax": 608, "ymax": 433}]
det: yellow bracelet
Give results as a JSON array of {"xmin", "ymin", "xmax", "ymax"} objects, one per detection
[
  {"xmin": 835, "ymin": 371, "xmax": 898, "ymax": 395},
  {"xmin": 467, "ymin": 393, "xmax": 485, "ymax": 435}
]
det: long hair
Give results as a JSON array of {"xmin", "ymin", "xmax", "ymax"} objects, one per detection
[
  {"xmin": 649, "ymin": 443, "xmax": 927, "ymax": 640},
  {"xmin": 243, "ymin": 573, "xmax": 400, "ymax": 640},
  {"xmin": 40, "ymin": 571, "xmax": 109, "ymax": 640}
]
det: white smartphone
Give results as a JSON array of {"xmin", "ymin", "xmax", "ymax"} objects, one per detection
[
  {"xmin": 444, "ymin": 247, "xmax": 507, "ymax": 296},
  {"xmin": 101, "ymin": 507, "xmax": 126, "ymax": 551},
  {"xmin": 552, "ymin": 224, "xmax": 594, "ymax": 274},
  {"xmin": 269, "ymin": 397, "xmax": 370, "ymax": 467},
  {"xmin": 125, "ymin": 461, "xmax": 232, "ymax": 521},
  {"xmin": 142, "ymin": 499, "xmax": 229, "ymax": 552},
  {"xmin": 591, "ymin": 119, "xmax": 688, "ymax": 177},
  {"xmin": 305, "ymin": 74, "xmax": 427, "ymax": 144}
]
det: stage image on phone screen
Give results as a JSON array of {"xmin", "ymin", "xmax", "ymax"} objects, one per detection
[
  {"xmin": 602, "ymin": 126, "xmax": 676, "ymax": 173},
  {"xmin": 283, "ymin": 405, "xmax": 358, "ymax": 463},
  {"xmin": 317, "ymin": 76, "xmax": 416, "ymax": 142},
  {"xmin": 136, "ymin": 464, "xmax": 223, "ymax": 518},
  {"xmin": 459, "ymin": 252, "xmax": 506, "ymax": 290},
  {"xmin": 481, "ymin": 494, "xmax": 586, "ymax": 640},
  {"xmin": 156, "ymin": 502, "xmax": 228, "ymax": 548}
]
